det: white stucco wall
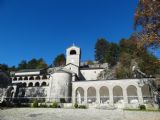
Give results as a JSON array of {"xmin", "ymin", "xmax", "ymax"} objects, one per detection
[
  {"xmin": 80, "ymin": 69, "xmax": 104, "ymax": 80},
  {"xmin": 15, "ymin": 72, "xmax": 40, "ymax": 76},
  {"xmin": 49, "ymin": 72, "xmax": 72, "ymax": 102},
  {"xmin": 64, "ymin": 64, "xmax": 79, "ymax": 76},
  {"xmin": 72, "ymin": 79, "xmax": 145, "ymax": 108},
  {"xmin": 66, "ymin": 46, "xmax": 80, "ymax": 67}
]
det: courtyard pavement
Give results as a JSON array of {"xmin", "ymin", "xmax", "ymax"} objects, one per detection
[{"xmin": 0, "ymin": 108, "xmax": 160, "ymax": 120}]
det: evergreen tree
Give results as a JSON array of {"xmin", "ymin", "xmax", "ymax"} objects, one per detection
[
  {"xmin": 27, "ymin": 59, "xmax": 38, "ymax": 69},
  {"xmin": 18, "ymin": 58, "xmax": 48, "ymax": 70},
  {"xmin": 95, "ymin": 38, "xmax": 109, "ymax": 63},
  {"xmin": 36, "ymin": 58, "xmax": 48, "ymax": 69},
  {"xmin": 105, "ymin": 42, "xmax": 120, "ymax": 66},
  {"xmin": 18, "ymin": 60, "xmax": 28, "ymax": 70},
  {"xmin": 53, "ymin": 54, "xmax": 66, "ymax": 67}
]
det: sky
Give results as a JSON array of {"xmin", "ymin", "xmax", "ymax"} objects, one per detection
[{"xmin": 0, "ymin": 0, "xmax": 159, "ymax": 67}]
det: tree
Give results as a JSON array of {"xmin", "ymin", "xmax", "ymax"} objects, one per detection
[
  {"xmin": 36, "ymin": 58, "xmax": 48, "ymax": 69},
  {"xmin": 18, "ymin": 60, "xmax": 28, "ymax": 70},
  {"xmin": 53, "ymin": 54, "xmax": 66, "ymax": 67},
  {"xmin": 120, "ymin": 38, "xmax": 137, "ymax": 54},
  {"xmin": 27, "ymin": 59, "xmax": 38, "ymax": 69},
  {"xmin": 105, "ymin": 42, "xmax": 120, "ymax": 66},
  {"xmin": 0, "ymin": 71, "xmax": 11, "ymax": 88},
  {"xmin": 18, "ymin": 58, "xmax": 48, "ymax": 70},
  {"xmin": 95, "ymin": 38, "xmax": 109, "ymax": 63},
  {"xmin": 134, "ymin": 0, "xmax": 160, "ymax": 48},
  {"xmin": 138, "ymin": 51, "xmax": 160, "ymax": 76},
  {"xmin": 9, "ymin": 66, "xmax": 17, "ymax": 71},
  {"xmin": 0, "ymin": 64, "xmax": 9, "ymax": 72},
  {"xmin": 0, "ymin": 64, "xmax": 11, "ymax": 87}
]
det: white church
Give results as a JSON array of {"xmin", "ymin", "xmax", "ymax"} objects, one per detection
[{"xmin": 10, "ymin": 45, "xmax": 154, "ymax": 108}]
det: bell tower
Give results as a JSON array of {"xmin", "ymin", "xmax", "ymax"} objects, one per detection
[{"xmin": 66, "ymin": 45, "xmax": 81, "ymax": 66}]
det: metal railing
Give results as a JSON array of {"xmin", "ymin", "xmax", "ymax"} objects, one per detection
[
  {"xmin": 127, "ymin": 96, "xmax": 139, "ymax": 104},
  {"xmin": 113, "ymin": 96, "xmax": 123, "ymax": 103},
  {"xmin": 0, "ymin": 96, "xmax": 157, "ymax": 105},
  {"xmin": 143, "ymin": 96, "xmax": 154, "ymax": 104}
]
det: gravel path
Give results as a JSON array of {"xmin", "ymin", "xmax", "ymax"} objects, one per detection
[{"xmin": 0, "ymin": 108, "xmax": 160, "ymax": 120}]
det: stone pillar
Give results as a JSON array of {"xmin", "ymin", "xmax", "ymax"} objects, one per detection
[
  {"xmin": 72, "ymin": 88, "xmax": 76, "ymax": 104},
  {"xmin": 72, "ymin": 74, "xmax": 76, "ymax": 81},
  {"xmin": 12, "ymin": 85, "xmax": 17, "ymax": 98},
  {"xmin": 28, "ymin": 76, "xmax": 30, "ymax": 81},
  {"xmin": 47, "ymin": 75, "xmax": 50, "ymax": 79},
  {"xmin": 96, "ymin": 88, "xmax": 100, "ymax": 104},
  {"xmin": 137, "ymin": 86, "xmax": 143, "ymax": 104},
  {"xmin": 123, "ymin": 87, "xmax": 128, "ymax": 106},
  {"xmin": 48, "ymin": 75, "xmax": 53, "ymax": 102},
  {"xmin": 109, "ymin": 87, "xmax": 113, "ymax": 105},
  {"xmin": 33, "ymin": 76, "xmax": 36, "ymax": 80},
  {"xmin": 40, "ymin": 76, "xmax": 43, "ymax": 80},
  {"xmin": 84, "ymin": 88, "xmax": 87, "ymax": 104},
  {"xmin": 17, "ymin": 77, "xmax": 20, "ymax": 81},
  {"xmin": 22, "ymin": 77, "xmax": 25, "ymax": 80}
]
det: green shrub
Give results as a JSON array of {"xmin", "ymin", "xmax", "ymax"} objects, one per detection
[
  {"xmin": 78, "ymin": 105, "xmax": 87, "ymax": 109},
  {"xmin": 32, "ymin": 100, "xmax": 39, "ymax": 108},
  {"xmin": 52, "ymin": 101, "xmax": 58, "ymax": 108},
  {"xmin": 60, "ymin": 98, "xmax": 66, "ymax": 103},
  {"xmin": 39, "ymin": 103, "xmax": 48, "ymax": 108},
  {"xmin": 139, "ymin": 105, "xmax": 146, "ymax": 110},
  {"xmin": 74, "ymin": 103, "xmax": 78, "ymax": 108},
  {"xmin": 1, "ymin": 101, "xmax": 14, "ymax": 107}
]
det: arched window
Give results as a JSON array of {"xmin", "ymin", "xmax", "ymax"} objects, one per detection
[
  {"xmin": 42, "ymin": 75, "xmax": 47, "ymax": 80},
  {"xmin": 29, "ymin": 76, "xmax": 34, "ymax": 80},
  {"xmin": 23, "ymin": 83, "xmax": 27, "ymax": 87},
  {"xmin": 28, "ymin": 82, "xmax": 33, "ymax": 87},
  {"xmin": 13, "ymin": 77, "xmax": 17, "ymax": 81},
  {"xmin": 41, "ymin": 82, "xmax": 47, "ymax": 86},
  {"xmin": 36, "ymin": 76, "xmax": 40, "ymax": 80},
  {"xmin": 24, "ymin": 76, "xmax": 28, "ymax": 80},
  {"xmin": 70, "ymin": 50, "xmax": 76, "ymax": 55},
  {"xmin": 35, "ymin": 82, "xmax": 40, "ymax": 87},
  {"xmin": 19, "ymin": 77, "xmax": 22, "ymax": 80}
]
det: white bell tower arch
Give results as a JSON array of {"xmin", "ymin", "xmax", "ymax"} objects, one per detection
[{"xmin": 66, "ymin": 45, "xmax": 81, "ymax": 66}]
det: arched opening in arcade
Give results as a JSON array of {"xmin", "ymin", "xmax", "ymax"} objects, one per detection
[
  {"xmin": 22, "ymin": 83, "xmax": 27, "ymax": 87},
  {"xmin": 113, "ymin": 86, "xmax": 123, "ymax": 104},
  {"xmin": 75, "ymin": 87, "xmax": 84, "ymax": 104},
  {"xmin": 36, "ymin": 76, "xmax": 40, "ymax": 80},
  {"xmin": 87, "ymin": 87, "xmax": 96, "ymax": 104},
  {"xmin": 99, "ymin": 86, "xmax": 109, "ymax": 104},
  {"xmin": 41, "ymin": 82, "xmax": 47, "ymax": 86},
  {"xmin": 35, "ymin": 82, "xmax": 40, "ymax": 87},
  {"xmin": 28, "ymin": 82, "xmax": 33, "ymax": 87},
  {"xmin": 127, "ymin": 85, "xmax": 138, "ymax": 104},
  {"xmin": 142, "ymin": 84, "xmax": 152, "ymax": 103}
]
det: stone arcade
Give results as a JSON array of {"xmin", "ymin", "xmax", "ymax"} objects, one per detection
[{"xmin": 8, "ymin": 45, "xmax": 153, "ymax": 108}]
